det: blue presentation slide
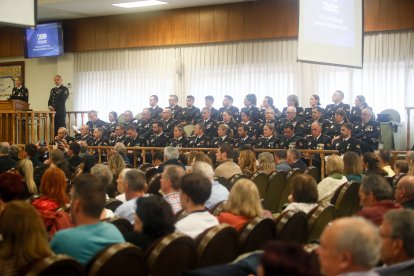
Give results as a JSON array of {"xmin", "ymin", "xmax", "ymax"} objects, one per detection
[{"xmin": 26, "ymin": 23, "xmax": 62, "ymax": 58}]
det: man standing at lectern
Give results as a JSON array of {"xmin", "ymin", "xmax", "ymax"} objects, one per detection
[{"xmin": 48, "ymin": 75, "xmax": 69, "ymax": 134}]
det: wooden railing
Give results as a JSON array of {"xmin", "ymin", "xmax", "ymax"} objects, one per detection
[
  {"xmin": 0, "ymin": 111, "xmax": 55, "ymax": 144},
  {"xmin": 66, "ymin": 111, "xmax": 89, "ymax": 136}
]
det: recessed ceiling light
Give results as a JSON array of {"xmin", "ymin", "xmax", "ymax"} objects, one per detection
[{"xmin": 112, "ymin": 0, "xmax": 167, "ymax": 8}]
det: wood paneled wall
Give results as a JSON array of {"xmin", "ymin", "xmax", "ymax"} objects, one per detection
[{"xmin": 1, "ymin": 0, "xmax": 413, "ymax": 57}]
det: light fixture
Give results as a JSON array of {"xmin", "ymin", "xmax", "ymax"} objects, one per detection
[{"xmin": 112, "ymin": 0, "xmax": 167, "ymax": 8}]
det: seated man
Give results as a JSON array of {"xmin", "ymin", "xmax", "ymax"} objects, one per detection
[
  {"xmin": 214, "ymin": 143, "xmax": 242, "ymax": 179},
  {"xmin": 114, "ymin": 169, "xmax": 147, "ymax": 224},
  {"xmin": 0, "ymin": 142, "xmax": 16, "ymax": 173},
  {"xmin": 175, "ymin": 173, "xmax": 219, "ymax": 238},
  {"xmin": 274, "ymin": 150, "xmax": 291, "ymax": 172},
  {"xmin": 0, "ymin": 172, "xmax": 24, "ymax": 210},
  {"xmin": 192, "ymin": 161, "xmax": 229, "ymax": 210},
  {"xmin": 157, "ymin": 146, "xmax": 185, "ymax": 173},
  {"xmin": 358, "ymin": 174, "xmax": 401, "ymax": 226},
  {"xmin": 287, "ymin": 148, "xmax": 307, "ymax": 172},
  {"xmin": 394, "ymin": 175, "xmax": 414, "ymax": 209},
  {"xmin": 376, "ymin": 209, "xmax": 414, "ymax": 275},
  {"xmin": 160, "ymin": 165, "xmax": 186, "ymax": 215},
  {"xmin": 317, "ymin": 217, "xmax": 380, "ymax": 276},
  {"xmin": 51, "ymin": 174, "xmax": 124, "ymax": 265},
  {"xmin": 66, "ymin": 142, "xmax": 83, "ymax": 169}
]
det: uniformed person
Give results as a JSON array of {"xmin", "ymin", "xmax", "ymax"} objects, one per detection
[
  {"xmin": 332, "ymin": 123, "xmax": 362, "ymax": 155},
  {"xmin": 326, "ymin": 108, "xmax": 349, "ymax": 139},
  {"xmin": 282, "ymin": 95, "xmax": 304, "ymax": 119},
  {"xmin": 325, "ymin": 90, "xmax": 351, "ymax": 122},
  {"xmin": 108, "ymin": 124, "xmax": 127, "ymax": 146},
  {"xmin": 256, "ymin": 107, "xmax": 280, "ymax": 138},
  {"xmin": 178, "ymin": 95, "xmax": 201, "ymax": 125},
  {"xmin": 136, "ymin": 108, "xmax": 153, "ymax": 140},
  {"xmin": 218, "ymin": 95, "xmax": 240, "ymax": 122},
  {"xmin": 148, "ymin": 121, "xmax": 168, "ymax": 147},
  {"xmin": 240, "ymin": 111, "xmax": 257, "ymax": 138},
  {"xmin": 234, "ymin": 124, "xmax": 255, "ymax": 149},
  {"xmin": 10, "ymin": 76, "xmax": 29, "ymax": 102},
  {"xmin": 205, "ymin": 95, "xmax": 219, "ymax": 121},
  {"xmin": 218, "ymin": 110, "xmax": 238, "ymax": 138},
  {"xmin": 86, "ymin": 110, "xmax": 106, "ymax": 131},
  {"xmin": 122, "ymin": 110, "xmax": 138, "ymax": 130},
  {"xmin": 278, "ymin": 106, "xmax": 306, "ymax": 137},
  {"xmin": 148, "ymin": 95, "xmax": 163, "ymax": 120},
  {"xmin": 91, "ymin": 127, "xmax": 108, "ymax": 161},
  {"xmin": 210, "ymin": 124, "xmax": 234, "ymax": 148},
  {"xmin": 350, "ymin": 95, "xmax": 370, "ymax": 124},
  {"xmin": 48, "ymin": 75, "xmax": 69, "ymax": 133},
  {"xmin": 168, "ymin": 94, "xmax": 183, "ymax": 119},
  {"xmin": 187, "ymin": 123, "xmax": 210, "ymax": 148},
  {"xmin": 124, "ymin": 125, "xmax": 145, "ymax": 165},
  {"xmin": 241, "ymin": 94, "xmax": 261, "ymax": 123},
  {"xmin": 161, "ymin": 108, "xmax": 179, "ymax": 139},
  {"xmin": 54, "ymin": 127, "xmax": 74, "ymax": 145},
  {"xmin": 279, "ymin": 124, "xmax": 305, "ymax": 149},
  {"xmin": 169, "ymin": 125, "xmax": 189, "ymax": 147},
  {"xmin": 75, "ymin": 125, "xmax": 94, "ymax": 145},
  {"xmin": 255, "ymin": 124, "xmax": 280, "ymax": 149},
  {"xmin": 303, "ymin": 94, "xmax": 323, "ymax": 121},
  {"xmin": 304, "ymin": 122, "xmax": 332, "ymax": 169},
  {"xmin": 103, "ymin": 111, "xmax": 118, "ymax": 139},
  {"xmin": 305, "ymin": 107, "xmax": 330, "ymax": 135},
  {"xmin": 352, "ymin": 108, "xmax": 381, "ymax": 153},
  {"xmin": 259, "ymin": 96, "xmax": 281, "ymax": 122},
  {"xmin": 200, "ymin": 107, "xmax": 217, "ymax": 139}
]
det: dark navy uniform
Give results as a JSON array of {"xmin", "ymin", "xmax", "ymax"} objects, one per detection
[
  {"xmin": 170, "ymin": 105, "xmax": 183, "ymax": 120},
  {"xmin": 147, "ymin": 133, "xmax": 168, "ymax": 147},
  {"xmin": 210, "ymin": 107, "xmax": 219, "ymax": 121},
  {"xmin": 304, "ymin": 134, "xmax": 332, "ymax": 169},
  {"xmin": 148, "ymin": 106, "xmax": 163, "ymax": 120},
  {"xmin": 282, "ymin": 106, "xmax": 305, "ymax": 119},
  {"xmin": 10, "ymin": 86, "xmax": 29, "ymax": 102},
  {"xmin": 218, "ymin": 120, "xmax": 238, "ymax": 138},
  {"xmin": 255, "ymin": 136, "xmax": 280, "ymax": 149},
  {"xmin": 234, "ymin": 136, "xmax": 255, "ymax": 149},
  {"xmin": 326, "ymin": 121, "xmax": 345, "ymax": 139},
  {"xmin": 61, "ymin": 135, "xmax": 75, "ymax": 144},
  {"xmin": 103, "ymin": 122, "xmax": 117, "ymax": 138},
  {"xmin": 188, "ymin": 135, "xmax": 211, "ymax": 148},
  {"xmin": 91, "ymin": 137, "xmax": 108, "ymax": 147},
  {"xmin": 108, "ymin": 134, "xmax": 127, "ymax": 146},
  {"xmin": 218, "ymin": 106, "xmax": 240, "ymax": 122},
  {"xmin": 332, "ymin": 137, "xmax": 362, "ymax": 155},
  {"xmin": 241, "ymin": 106, "xmax": 261, "ymax": 123},
  {"xmin": 48, "ymin": 85, "xmax": 69, "ymax": 131},
  {"xmin": 201, "ymin": 119, "xmax": 217, "ymax": 139},
  {"xmin": 240, "ymin": 121, "xmax": 257, "ymax": 138},
  {"xmin": 305, "ymin": 118, "xmax": 330, "ymax": 136},
  {"xmin": 352, "ymin": 119, "xmax": 381, "ymax": 152},
  {"xmin": 278, "ymin": 117, "xmax": 306, "ymax": 137},
  {"xmin": 279, "ymin": 135, "xmax": 306, "ymax": 149},
  {"xmin": 124, "ymin": 135, "xmax": 145, "ymax": 165},
  {"xmin": 169, "ymin": 137, "xmax": 189, "ymax": 147},
  {"xmin": 325, "ymin": 102, "xmax": 351, "ymax": 122},
  {"xmin": 211, "ymin": 136, "xmax": 234, "ymax": 148},
  {"xmin": 350, "ymin": 104, "xmax": 370, "ymax": 124},
  {"xmin": 256, "ymin": 119, "xmax": 279, "ymax": 138},
  {"xmin": 123, "ymin": 119, "xmax": 138, "ymax": 130},
  {"xmin": 162, "ymin": 118, "xmax": 179, "ymax": 139},
  {"xmin": 178, "ymin": 106, "xmax": 201, "ymax": 125},
  {"xmin": 136, "ymin": 118, "xmax": 153, "ymax": 140},
  {"xmin": 304, "ymin": 107, "xmax": 325, "ymax": 121},
  {"xmin": 75, "ymin": 134, "xmax": 94, "ymax": 146},
  {"xmin": 86, "ymin": 119, "xmax": 106, "ymax": 131}
]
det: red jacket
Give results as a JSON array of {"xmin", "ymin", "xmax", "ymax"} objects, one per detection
[{"xmin": 357, "ymin": 200, "xmax": 401, "ymax": 226}]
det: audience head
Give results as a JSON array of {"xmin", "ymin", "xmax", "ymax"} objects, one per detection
[
  {"xmin": 126, "ymin": 125, "xmax": 138, "ymax": 137},
  {"xmin": 332, "ymin": 90, "xmax": 345, "ymax": 103},
  {"xmin": 186, "ymin": 95, "xmax": 195, "ymax": 107},
  {"xmin": 263, "ymin": 124, "xmax": 275, "ymax": 137},
  {"xmin": 161, "ymin": 108, "xmax": 172, "ymax": 121},
  {"xmin": 310, "ymin": 94, "xmax": 321, "ymax": 107},
  {"xmin": 238, "ymin": 150, "xmax": 257, "ymax": 174},
  {"xmin": 180, "ymin": 173, "xmax": 211, "ymax": 209},
  {"xmin": 24, "ymin": 143, "xmax": 38, "ymax": 158},
  {"xmin": 310, "ymin": 122, "xmax": 322, "ymax": 138},
  {"xmin": 237, "ymin": 124, "xmax": 249, "ymax": 138},
  {"xmin": 0, "ymin": 173, "xmax": 24, "ymax": 207},
  {"xmin": 141, "ymin": 108, "xmax": 151, "ymax": 121},
  {"xmin": 114, "ymin": 124, "xmax": 125, "ymax": 136},
  {"xmin": 363, "ymin": 152, "xmax": 387, "ymax": 176},
  {"xmin": 187, "ymin": 151, "xmax": 212, "ymax": 167},
  {"xmin": 290, "ymin": 174, "xmax": 318, "ymax": 204},
  {"xmin": 359, "ymin": 174, "xmax": 393, "ymax": 207},
  {"xmin": 79, "ymin": 141, "xmax": 88, "ymax": 154},
  {"xmin": 88, "ymin": 110, "xmax": 98, "ymax": 121},
  {"xmin": 378, "ymin": 149, "xmax": 393, "ymax": 166},
  {"xmin": 108, "ymin": 153, "xmax": 125, "ymax": 176},
  {"xmin": 223, "ymin": 95, "xmax": 234, "ymax": 107},
  {"xmin": 287, "ymin": 94, "xmax": 299, "ymax": 107},
  {"xmin": 152, "ymin": 151, "xmax": 164, "ymax": 166},
  {"xmin": 326, "ymin": 154, "xmax": 344, "ymax": 176},
  {"xmin": 192, "ymin": 161, "xmax": 214, "ymax": 182},
  {"xmin": 173, "ymin": 125, "xmax": 186, "ymax": 138},
  {"xmin": 123, "ymin": 110, "xmax": 134, "ymax": 123},
  {"xmin": 394, "ymin": 160, "xmax": 409, "ymax": 175},
  {"xmin": 15, "ymin": 159, "xmax": 37, "ymax": 195},
  {"xmin": 263, "ymin": 96, "xmax": 274, "ymax": 108},
  {"xmin": 380, "ymin": 209, "xmax": 414, "ymax": 265},
  {"xmin": 394, "ymin": 175, "xmax": 414, "ymax": 205},
  {"xmin": 168, "ymin": 94, "xmax": 178, "ymax": 107},
  {"xmin": 71, "ymin": 174, "xmax": 106, "ymax": 224},
  {"xmin": 287, "ymin": 149, "xmax": 301, "ymax": 165},
  {"xmin": 56, "ymin": 127, "xmax": 68, "ymax": 139},
  {"xmin": 317, "ymin": 217, "xmax": 380, "ymax": 276},
  {"xmin": 340, "ymin": 123, "xmax": 353, "ymax": 138},
  {"xmin": 160, "ymin": 165, "xmax": 185, "ymax": 194},
  {"xmin": 149, "ymin": 95, "xmax": 158, "ymax": 107},
  {"xmin": 69, "ymin": 142, "xmax": 81, "ymax": 156},
  {"xmin": 361, "ymin": 108, "xmax": 373, "ymax": 123},
  {"xmin": 114, "ymin": 142, "xmax": 127, "ymax": 156},
  {"xmin": 152, "ymin": 120, "xmax": 164, "ymax": 134},
  {"xmin": 265, "ymin": 107, "xmax": 275, "ymax": 121},
  {"xmin": 354, "ymin": 95, "xmax": 366, "ymax": 107},
  {"xmin": 216, "ymin": 143, "xmax": 234, "ymax": 161},
  {"xmin": 9, "ymin": 145, "xmax": 19, "ymax": 160},
  {"xmin": 274, "ymin": 150, "xmax": 287, "ymax": 163},
  {"xmin": 40, "ymin": 167, "xmax": 69, "ymax": 207},
  {"xmin": 49, "ymin": 149, "xmax": 65, "ymax": 164},
  {"xmin": 285, "ymin": 107, "xmax": 296, "ymax": 120},
  {"xmin": 224, "ymin": 179, "xmax": 263, "ymax": 218},
  {"xmin": 134, "ymin": 196, "xmax": 175, "ymax": 238},
  {"xmin": 116, "ymin": 168, "xmax": 131, "ymax": 194},
  {"xmin": 0, "ymin": 201, "xmax": 52, "ymax": 268},
  {"xmin": 257, "ymin": 152, "xmax": 275, "ymax": 174},
  {"xmin": 343, "ymin": 151, "xmax": 363, "ymax": 176},
  {"xmin": 164, "ymin": 146, "xmax": 179, "ymax": 161},
  {"xmin": 217, "ymin": 123, "xmax": 232, "ymax": 138},
  {"xmin": 193, "ymin": 123, "xmax": 205, "ymax": 136},
  {"xmin": 335, "ymin": 108, "xmax": 349, "ymax": 123},
  {"xmin": 91, "ymin": 164, "xmax": 113, "ymax": 188},
  {"xmin": 222, "ymin": 110, "xmax": 233, "ymax": 122},
  {"xmin": 283, "ymin": 124, "xmax": 294, "ymax": 138},
  {"xmin": 244, "ymin": 94, "xmax": 257, "ymax": 107},
  {"xmin": 204, "ymin": 95, "xmax": 214, "ymax": 107},
  {"xmin": 241, "ymin": 110, "xmax": 250, "ymax": 123},
  {"xmin": 122, "ymin": 169, "xmax": 146, "ymax": 200},
  {"xmin": 108, "ymin": 111, "xmax": 118, "ymax": 123},
  {"xmin": 82, "ymin": 155, "xmax": 97, "ymax": 174},
  {"xmin": 201, "ymin": 107, "xmax": 211, "ymax": 120},
  {"xmin": 80, "ymin": 125, "xmax": 90, "ymax": 136}
]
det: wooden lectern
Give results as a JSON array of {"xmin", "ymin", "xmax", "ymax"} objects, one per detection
[
  {"xmin": 0, "ymin": 100, "xmax": 30, "ymax": 143},
  {"xmin": 0, "ymin": 100, "xmax": 30, "ymax": 111}
]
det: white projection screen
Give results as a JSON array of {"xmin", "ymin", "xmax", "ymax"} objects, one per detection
[
  {"xmin": 0, "ymin": 0, "xmax": 36, "ymax": 27},
  {"xmin": 298, "ymin": 0, "xmax": 363, "ymax": 68}
]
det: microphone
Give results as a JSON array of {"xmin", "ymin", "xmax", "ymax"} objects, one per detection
[{"xmin": 0, "ymin": 86, "xmax": 11, "ymax": 94}]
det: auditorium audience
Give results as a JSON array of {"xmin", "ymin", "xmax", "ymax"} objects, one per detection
[
  {"xmin": 124, "ymin": 196, "xmax": 175, "ymax": 250},
  {"xmin": 0, "ymin": 173, "xmax": 24, "ymax": 211},
  {"xmin": 15, "ymin": 159, "xmax": 38, "ymax": 199},
  {"xmin": 284, "ymin": 174, "xmax": 318, "ymax": 214},
  {"xmin": 51, "ymin": 174, "xmax": 124, "ymax": 265},
  {"xmin": 214, "ymin": 144, "xmax": 242, "ymax": 179},
  {"xmin": 0, "ymin": 201, "xmax": 53, "ymax": 275},
  {"xmin": 175, "ymin": 173, "xmax": 219, "ymax": 238},
  {"xmin": 217, "ymin": 179, "xmax": 265, "ymax": 231},
  {"xmin": 192, "ymin": 161, "xmax": 229, "ymax": 210},
  {"xmin": 375, "ymin": 209, "xmax": 414, "ymax": 275},
  {"xmin": 274, "ymin": 150, "xmax": 291, "ymax": 172},
  {"xmin": 160, "ymin": 165, "xmax": 185, "ymax": 215},
  {"xmin": 317, "ymin": 155, "xmax": 348, "ymax": 205},
  {"xmin": 157, "ymin": 146, "xmax": 185, "ymax": 173},
  {"xmin": 317, "ymin": 217, "xmax": 380, "ymax": 276},
  {"xmin": 114, "ymin": 169, "xmax": 147, "ymax": 224},
  {"xmin": 287, "ymin": 148, "xmax": 307, "ymax": 172},
  {"xmin": 394, "ymin": 160, "xmax": 409, "ymax": 175},
  {"xmin": 238, "ymin": 149, "xmax": 257, "ymax": 177},
  {"xmin": 394, "ymin": 175, "xmax": 414, "ymax": 209},
  {"xmin": 0, "ymin": 142, "xmax": 16, "ymax": 173},
  {"xmin": 357, "ymin": 174, "xmax": 401, "ymax": 226},
  {"xmin": 363, "ymin": 152, "xmax": 388, "ymax": 177},
  {"xmin": 257, "ymin": 152, "xmax": 276, "ymax": 174},
  {"xmin": 378, "ymin": 149, "xmax": 395, "ymax": 177},
  {"xmin": 343, "ymin": 151, "xmax": 363, "ymax": 182}
]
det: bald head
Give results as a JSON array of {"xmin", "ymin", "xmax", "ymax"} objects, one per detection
[
  {"xmin": 361, "ymin": 108, "xmax": 373, "ymax": 123},
  {"xmin": 395, "ymin": 175, "xmax": 414, "ymax": 204}
]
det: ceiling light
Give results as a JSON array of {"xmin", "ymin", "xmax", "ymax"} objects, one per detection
[{"xmin": 112, "ymin": 0, "xmax": 167, "ymax": 8}]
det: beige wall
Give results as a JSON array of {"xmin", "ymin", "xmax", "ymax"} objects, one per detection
[{"xmin": 0, "ymin": 53, "xmax": 75, "ymax": 111}]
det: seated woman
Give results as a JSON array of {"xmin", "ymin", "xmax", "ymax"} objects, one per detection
[
  {"xmin": 124, "ymin": 196, "xmax": 175, "ymax": 250},
  {"xmin": 238, "ymin": 149, "xmax": 257, "ymax": 177},
  {"xmin": 220, "ymin": 110, "xmax": 238, "ymax": 136},
  {"xmin": 343, "ymin": 151, "xmax": 363, "ymax": 182},
  {"xmin": 362, "ymin": 152, "xmax": 388, "ymax": 177},
  {"xmin": 350, "ymin": 95, "xmax": 370, "ymax": 124},
  {"xmin": 211, "ymin": 124, "xmax": 234, "ymax": 148},
  {"xmin": 169, "ymin": 125, "xmax": 189, "ymax": 147},
  {"xmin": 304, "ymin": 94, "xmax": 323, "ymax": 121},
  {"xmin": 15, "ymin": 159, "xmax": 38, "ymax": 199},
  {"xmin": 217, "ymin": 179, "xmax": 265, "ymax": 231},
  {"xmin": 108, "ymin": 153, "xmax": 126, "ymax": 198},
  {"xmin": 257, "ymin": 152, "xmax": 276, "ymax": 174},
  {"xmin": 284, "ymin": 174, "xmax": 318, "ymax": 214},
  {"xmin": 282, "ymin": 95, "xmax": 304, "ymax": 119},
  {"xmin": 317, "ymin": 155, "xmax": 348, "ymax": 205},
  {"xmin": 255, "ymin": 124, "xmax": 279, "ymax": 149},
  {"xmin": 326, "ymin": 108, "xmax": 348, "ymax": 138},
  {"xmin": 0, "ymin": 201, "xmax": 53, "ymax": 275}
]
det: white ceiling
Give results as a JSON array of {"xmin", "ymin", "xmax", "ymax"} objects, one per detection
[{"xmin": 38, "ymin": 0, "xmax": 248, "ymax": 21}]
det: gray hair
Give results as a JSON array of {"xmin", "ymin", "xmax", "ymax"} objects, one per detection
[
  {"xmin": 58, "ymin": 127, "xmax": 68, "ymax": 135},
  {"xmin": 384, "ymin": 209, "xmax": 414, "ymax": 258},
  {"xmin": 0, "ymin": 142, "xmax": 9, "ymax": 155},
  {"xmin": 334, "ymin": 217, "xmax": 380, "ymax": 268},
  {"xmin": 123, "ymin": 169, "xmax": 146, "ymax": 192},
  {"xmin": 79, "ymin": 141, "xmax": 88, "ymax": 153},
  {"xmin": 164, "ymin": 146, "xmax": 179, "ymax": 160},
  {"xmin": 9, "ymin": 145, "xmax": 19, "ymax": 159},
  {"xmin": 192, "ymin": 161, "xmax": 214, "ymax": 181},
  {"xmin": 361, "ymin": 174, "xmax": 393, "ymax": 201},
  {"xmin": 164, "ymin": 165, "xmax": 185, "ymax": 190},
  {"xmin": 91, "ymin": 164, "xmax": 113, "ymax": 186},
  {"xmin": 114, "ymin": 142, "xmax": 127, "ymax": 156},
  {"xmin": 398, "ymin": 176, "xmax": 414, "ymax": 199},
  {"xmin": 287, "ymin": 148, "xmax": 301, "ymax": 161}
]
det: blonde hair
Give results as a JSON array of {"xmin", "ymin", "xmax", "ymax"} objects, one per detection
[
  {"xmin": 218, "ymin": 123, "xmax": 233, "ymax": 138},
  {"xmin": 0, "ymin": 201, "xmax": 52, "ymax": 269},
  {"xmin": 326, "ymin": 154, "xmax": 344, "ymax": 175},
  {"xmin": 187, "ymin": 151, "xmax": 213, "ymax": 166},
  {"xmin": 238, "ymin": 150, "xmax": 257, "ymax": 175},
  {"xmin": 16, "ymin": 159, "xmax": 38, "ymax": 195},
  {"xmin": 224, "ymin": 179, "xmax": 263, "ymax": 217},
  {"xmin": 108, "ymin": 153, "xmax": 125, "ymax": 176},
  {"xmin": 49, "ymin": 149, "xmax": 64, "ymax": 164},
  {"xmin": 257, "ymin": 152, "xmax": 275, "ymax": 174}
]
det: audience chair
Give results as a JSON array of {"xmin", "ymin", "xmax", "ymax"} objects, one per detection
[
  {"xmin": 27, "ymin": 255, "xmax": 83, "ymax": 276},
  {"xmin": 227, "ymin": 173, "xmax": 248, "ymax": 191},
  {"xmin": 304, "ymin": 166, "xmax": 320, "ymax": 183},
  {"xmin": 215, "ymin": 176, "xmax": 230, "ymax": 190},
  {"xmin": 85, "ymin": 243, "xmax": 145, "ymax": 276},
  {"xmin": 147, "ymin": 173, "xmax": 162, "ymax": 196},
  {"xmin": 105, "ymin": 216, "xmax": 133, "ymax": 236},
  {"xmin": 334, "ymin": 181, "xmax": 361, "ymax": 217},
  {"xmin": 139, "ymin": 163, "xmax": 154, "ymax": 172},
  {"xmin": 385, "ymin": 176, "xmax": 395, "ymax": 188},
  {"xmin": 195, "ymin": 224, "xmax": 239, "ymax": 268},
  {"xmin": 104, "ymin": 199, "xmax": 123, "ymax": 212},
  {"xmin": 306, "ymin": 204, "xmax": 337, "ymax": 243},
  {"xmin": 329, "ymin": 183, "xmax": 347, "ymax": 206},
  {"xmin": 146, "ymin": 232, "xmax": 197, "ymax": 276},
  {"xmin": 274, "ymin": 210, "xmax": 308, "ymax": 243},
  {"xmin": 276, "ymin": 169, "xmax": 301, "ymax": 212},
  {"xmin": 145, "ymin": 167, "xmax": 159, "ymax": 183},
  {"xmin": 251, "ymin": 171, "xmax": 270, "ymax": 199},
  {"xmin": 263, "ymin": 170, "xmax": 287, "ymax": 212},
  {"xmin": 175, "ymin": 209, "xmax": 189, "ymax": 223},
  {"xmin": 393, "ymin": 173, "xmax": 406, "ymax": 189},
  {"xmin": 238, "ymin": 217, "xmax": 276, "ymax": 254},
  {"xmin": 210, "ymin": 200, "xmax": 227, "ymax": 216}
]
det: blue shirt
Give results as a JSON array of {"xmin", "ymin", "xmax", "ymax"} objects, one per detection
[
  {"xmin": 205, "ymin": 181, "xmax": 229, "ymax": 210},
  {"xmin": 51, "ymin": 222, "xmax": 125, "ymax": 265}
]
